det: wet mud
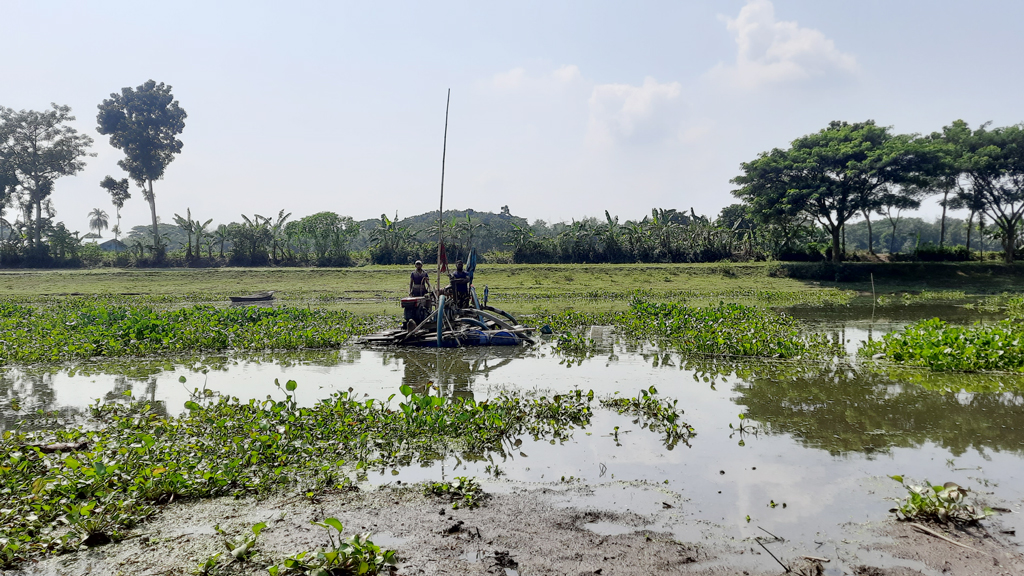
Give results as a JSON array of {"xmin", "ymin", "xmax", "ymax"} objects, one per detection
[{"xmin": 9, "ymin": 481, "xmax": 1022, "ymax": 576}]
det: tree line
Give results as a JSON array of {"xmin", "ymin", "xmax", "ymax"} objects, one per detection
[
  {"xmin": 732, "ymin": 119, "xmax": 1024, "ymax": 264},
  {"xmin": 3, "ymin": 86, "xmax": 1021, "ymax": 268}
]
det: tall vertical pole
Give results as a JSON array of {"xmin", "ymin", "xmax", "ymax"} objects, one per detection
[{"xmin": 437, "ymin": 89, "xmax": 450, "ymax": 295}]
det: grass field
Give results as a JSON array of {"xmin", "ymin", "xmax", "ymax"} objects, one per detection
[{"xmin": 0, "ymin": 262, "xmax": 1021, "ymax": 315}]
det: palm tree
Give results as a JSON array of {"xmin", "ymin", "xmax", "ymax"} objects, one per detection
[
  {"xmin": 88, "ymin": 208, "xmax": 109, "ymax": 238},
  {"xmin": 192, "ymin": 216, "xmax": 213, "ymax": 259},
  {"xmin": 269, "ymin": 209, "xmax": 292, "ymax": 263},
  {"xmin": 173, "ymin": 208, "xmax": 195, "ymax": 260},
  {"xmin": 214, "ymin": 224, "xmax": 230, "ymax": 258}
]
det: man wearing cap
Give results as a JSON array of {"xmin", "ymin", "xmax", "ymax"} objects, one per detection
[{"xmin": 409, "ymin": 260, "xmax": 431, "ymax": 297}]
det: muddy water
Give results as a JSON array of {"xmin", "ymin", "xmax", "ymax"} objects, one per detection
[{"xmin": 2, "ymin": 307, "xmax": 1023, "ymax": 557}]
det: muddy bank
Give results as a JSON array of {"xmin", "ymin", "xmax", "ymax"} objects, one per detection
[{"xmin": 7, "ymin": 480, "xmax": 1022, "ymax": 576}]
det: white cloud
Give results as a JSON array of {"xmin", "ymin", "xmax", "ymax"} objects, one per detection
[
  {"xmin": 587, "ymin": 77, "xmax": 683, "ymax": 146},
  {"xmin": 492, "ymin": 67, "xmax": 526, "ymax": 90},
  {"xmin": 710, "ymin": 0, "xmax": 857, "ymax": 89},
  {"xmin": 552, "ymin": 64, "xmax": 581, "ymax": 84}
]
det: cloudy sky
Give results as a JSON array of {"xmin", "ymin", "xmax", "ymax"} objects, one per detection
[{"xmin": 3, "ymin": 0, "xmax": 1023, "ymax": 235}]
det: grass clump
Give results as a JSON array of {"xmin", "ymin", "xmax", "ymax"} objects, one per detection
[
  {"xmin": 0, "ymin": 300, "xmax": 377, "ymax": 364},
  {"xmin": 860, "ymin": 318, "xmax": 1024, "ymax": 372},
  {"xmin": 889, "ymin": 476, "xmax": 992, "ymax": 524},
  {"xmin": 423, "ymin": 476, "xmax": 485, "ymax": 509},
  {"xmin": 269, "ymin": 518, "xmax": 396, "ymax": 576}
]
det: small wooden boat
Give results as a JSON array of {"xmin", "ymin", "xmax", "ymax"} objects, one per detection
[{"xmin": 229, "ymin": 291, "xmax": 275, "ymax": 303}]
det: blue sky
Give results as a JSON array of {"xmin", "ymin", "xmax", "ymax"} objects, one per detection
[{"xmin": 3, "ymin": 0, "xmax": 1023, "ymax": 235}]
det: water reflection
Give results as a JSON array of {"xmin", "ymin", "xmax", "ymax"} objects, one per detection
[
  {"xmin": 385, "ymin": 347, "xmax": 531, "ymax": 400},
  {"xmin": 676, "ymin": 358, "xmax": 1024, "ymax": 457},
  {"xmin": 3, "ymin": 331, "xmax": 1024, "ymax": 462}
]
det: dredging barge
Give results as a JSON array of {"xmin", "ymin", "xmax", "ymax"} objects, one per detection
[
  {"xmin": 362, "ymin": 283, "xmax": 535, "ymax": 348},
  {"xmin": 362, "ymin": 91, "xmax": 535, "ymax": 347}
]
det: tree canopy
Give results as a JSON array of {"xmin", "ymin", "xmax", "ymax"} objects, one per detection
[
  {"xmin": 96, "ymin": 80, "xmax": 186, "ymax": 258},
  {"xmin": 732, "ymin": 120, "xmax": 928, "ymax": 262},
  {"xmin": 0, "ymin": 105, "xmax": 93, "ymax": 254}
]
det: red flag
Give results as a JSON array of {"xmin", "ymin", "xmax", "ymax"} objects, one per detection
[{"xmin": 438, "ymin": 242, "xmax": 448, "ymax": 273}]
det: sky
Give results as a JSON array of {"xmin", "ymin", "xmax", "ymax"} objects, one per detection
[{"xmin": 3, "ymin": 0, "xmax": 1024, "ymax": 236}]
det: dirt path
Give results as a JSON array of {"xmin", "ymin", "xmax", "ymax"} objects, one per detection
[{"xmin": 10, "ymin": 481, "xmax": 1023, "ymax": 576}]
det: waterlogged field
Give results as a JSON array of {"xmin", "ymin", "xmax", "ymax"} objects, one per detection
[
  {"xmin": 0, "ymin": 264, "xmax": 855, "ymax": 315},
  {"xmin": 1, "ymin": 267, "xmax": 1024, "ymax": 574}
]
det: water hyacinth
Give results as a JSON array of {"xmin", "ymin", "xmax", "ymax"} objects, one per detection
[
  {"xmin": 618, "ymin": 301, "xmax": 840, "ymax": 359},
  {"xmin": 0, "ymin": 301, "xmax": 377, "ymax": 364},
  {"xmin": 0, "ymin": 382, "xmax": 688, "ymax": 567},
  {"xmin": 860, "ymin": 318, "xmax": 1024, "ymax": 372}
]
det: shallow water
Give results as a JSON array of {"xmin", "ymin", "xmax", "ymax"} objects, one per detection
[{"xmin": 2, "ymin": 307, "xmax": 1023, "ymax": 555}]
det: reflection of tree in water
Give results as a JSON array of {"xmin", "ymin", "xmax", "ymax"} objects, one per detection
[
  {"xmin": 0, "ymin": 368, "xmax": 167, "ymax": 432},
  {"xmin": 383, "ymin": 348, "xmax": 527, "ymax": 401},
  {"xmin": 709, "ymin": 360, "xmax": 1024, "ymax": 457}
]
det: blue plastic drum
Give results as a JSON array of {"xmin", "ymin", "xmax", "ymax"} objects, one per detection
[{"xmin": 489, "ymin": 330, "xmax": 519, "ymax": 346}]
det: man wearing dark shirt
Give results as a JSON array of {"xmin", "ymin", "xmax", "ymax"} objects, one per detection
[
  {"xmin": 409, "ymin": 260, "xmax": 431, "ymax": 297},
  {"xmin": 449, "ymin": 260, "xmax": 470, "ymax": 308}
]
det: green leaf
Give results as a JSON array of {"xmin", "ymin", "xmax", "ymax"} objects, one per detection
[
  {"xmin": 399, "ymin": 384, "xmax": 413, "ymax": 397},
  {"xmin": 285, "ymin": 380, "xmax": 297, "ymax": 392},
  {"xmin": 323, "ymin": 517, "xmax": 344, "ymax": 534},
  {"xmin": 185, "ymin": 400, "xmax": 201, "ymax": 411},
  {"xmin": 889, "ymin": 475, "xmax": 904, "ymax": 483},
  {"xmin": 252, "ymin": 521, "xmax": 267, "ymax": 537},
  {"xmin": 64, "ymin": 456, "xmax": 80, "ymax": 469}
]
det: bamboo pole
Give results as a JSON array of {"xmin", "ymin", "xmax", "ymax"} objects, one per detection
[{"xmin": 437, "ymin": 89, "xmax": 450, "ymax": 295}]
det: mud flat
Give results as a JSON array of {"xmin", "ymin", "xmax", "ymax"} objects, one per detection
[{"xmin": 15, "ymin": 480, "xmax": 1022, "ymax": 576}]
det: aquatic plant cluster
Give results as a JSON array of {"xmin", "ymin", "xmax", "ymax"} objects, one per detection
[
  {"xmin": 889, "ymin": 476, "xmax": 992, "ymax": 524},
  {"xmin": 860, "ymin": 317, "xmax": 1024, "ymax": 372},
  {"xmin": 620, "ymin": 301, "xmax": 841, "ymax": 358},
  {"xmin": 0, "ymin": 383, "xmax": 688, "ymax": 567},
  {"xmin": 543, "ymin": 301, "xmax": 841, "ymax": 360},
  {"xmin": 600, "ymin": 386, "xmax": 694, "ymax": 450},
  {"xmin": 0, "ymin": 301, "xmax": 376, "ymax": 364}
]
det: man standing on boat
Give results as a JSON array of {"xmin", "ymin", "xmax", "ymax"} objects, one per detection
[
  {"xmin": 449, "ymin": 260, "xmax": 470, "ymax": 308},
  {"xmin": 409, "ymin": 260, "xmax": 431, "ymax": 297}
]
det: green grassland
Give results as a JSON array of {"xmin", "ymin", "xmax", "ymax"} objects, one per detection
[
  {"xmin": 0, "ymin": 264, "xmax": 841, "ymax": 315},
  {"xmin": 0, "ymin": 262, "xmax": 1021, "ymax": 315}
]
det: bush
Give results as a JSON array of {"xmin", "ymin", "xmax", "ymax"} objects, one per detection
[
  {"xmin": 914, "ymin": 243, "xmax": 971, "ymax": 262},
  {"xmin": 481, "ymin": 250, "xmax": 514, "ymax": 264}
]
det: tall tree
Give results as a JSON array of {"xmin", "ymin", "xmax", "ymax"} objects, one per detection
[
  {"xmin": 96, "ymin": 80, "xmax": 187, "ymax": 259},
  {"xmin": 99, "ymin": 176, "xmax": 131, "ymax": 239},
  {"xmin": 877, "ymin": 186, "xmax": 924, "ymax": 253},
  {"xmin": 732, "ymin": 121, "xmax": 920, "ymax": 263},
  {"xmin": 0, "ymin": 105, "xmax": 93, "ymax": 251},
  {"xmin": 88, "ymin": 208, "xmax": 109, "ymax": 238},
  {"xmin": 950, "ymin": 122, "xmax": 1024, "ymax": 263}
]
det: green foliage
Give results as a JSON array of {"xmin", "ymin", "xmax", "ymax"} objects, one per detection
[
  {"xmin": 0, "ymin": 300, "xmax": 373, "ymax": 364},
  {"xmin": 553, "ymin": 332, "xmax": 597, "ymax": 366},
  {"xmin": 423, "ymin": 476, "xmax": 484, "ymax": 509},
  {"xmin": 600, "ymin": 386, "xmax": 694, "ymax": 449},
  {"xmin": 0, "ymin": 383, "xmax": 623, "ymax": 567},
  {"xmin": 618, "ymin": 301, "xmax": 841, "ymax": 359},
  {"xmin": 889, "ymin": 476, "xmax": 992, "ymax": 524},
  {"xmin": 269, "ymin": 518, "xmax": 397, "ymax": 576},
  {"xmin": 861, "ymin": 318, "xmax": 1024, "ymax": 372},
  {"xmin": 732, "ymin": 120, "xmax": 927, "ymax": 263},
  {"xmin": 214, "ymin": 521, "xmax": 265, "ymax": 562},
  {"xmin": 96, "ymin": 80, "xmax": 187, "ymax": 258}
]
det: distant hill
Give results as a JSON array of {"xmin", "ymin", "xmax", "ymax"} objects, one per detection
[{"xmin": 351, "ymin": 208, "xmax": 529, "ymax": 254}]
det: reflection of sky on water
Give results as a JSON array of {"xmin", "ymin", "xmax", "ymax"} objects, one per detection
[{"xmin": 2, "ymin": 314, "xmax": 1023, "ymax": 552}]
